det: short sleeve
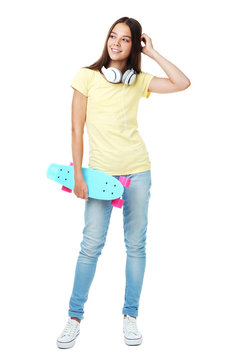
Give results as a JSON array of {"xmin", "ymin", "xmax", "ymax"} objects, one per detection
[
  {"xmin": 70, "ymin": 67, "xmax": 93, "ymax": 96},
  {"xmin": 138, "ymin": 71, "xmax": 154, "ymax": 98}
]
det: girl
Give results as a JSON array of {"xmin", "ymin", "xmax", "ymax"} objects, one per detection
[{"xmin": 56, "ymin": 16, "xmax": 190, "ymax": 348}]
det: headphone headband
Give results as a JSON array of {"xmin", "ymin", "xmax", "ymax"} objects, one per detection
[{"xmin": 101, "ymin": 66, "xmax": 136, "ymax": 85}]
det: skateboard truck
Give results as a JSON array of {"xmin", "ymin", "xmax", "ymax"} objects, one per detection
[
  {"xmin": 110, "ymin": 176, "xmax": 131, "ymax": 208},
  {"xmin": 61, "ymin": 163, "xmax": 131, "ymax": 209}
]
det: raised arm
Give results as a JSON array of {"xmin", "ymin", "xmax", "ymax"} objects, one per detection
[{"xmin": 141, "ymin": 33, "xmax": 191, "ymax": 94}]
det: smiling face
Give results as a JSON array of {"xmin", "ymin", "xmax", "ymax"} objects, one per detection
[{"xmin": 107, "ymin": 22, "xmax": 132, "ymax": 62}]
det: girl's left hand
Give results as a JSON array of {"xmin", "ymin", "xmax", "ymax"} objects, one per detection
[{"xmin": 140, "ymin": 33, "xmax": 154, "ymax": 57}]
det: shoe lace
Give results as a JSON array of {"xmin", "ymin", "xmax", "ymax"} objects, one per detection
[
  {"xmin": 126, "ymin": 317, "xmax": 139, "ymax": 334},
  {"xmin": 61, "ymin": 319, "xmax": 79, "ymax": 337}
]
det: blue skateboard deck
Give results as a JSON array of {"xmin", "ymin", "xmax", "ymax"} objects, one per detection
[{"xmin": 47, "ymin": 163, "xmax": 131, "ymax": 208}]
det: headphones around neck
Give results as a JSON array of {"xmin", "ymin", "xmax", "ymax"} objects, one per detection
[{"xmin": 101, "ymin": 65, "xmax": 136, "ymax": 85}]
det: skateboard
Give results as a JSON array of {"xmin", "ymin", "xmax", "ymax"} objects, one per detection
[{"xmin": 47, "ymin": 162, "xmax": 131, "ymax": 208}]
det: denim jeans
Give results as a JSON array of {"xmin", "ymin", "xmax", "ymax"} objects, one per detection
[{"xmin": 68, "ymin": 169, "xmax": 152, "ymax": 319}]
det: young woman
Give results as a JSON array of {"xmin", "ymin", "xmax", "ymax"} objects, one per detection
[{"xmin": 56, "ymin": 16, "xmax": 190, "ymax": 348}]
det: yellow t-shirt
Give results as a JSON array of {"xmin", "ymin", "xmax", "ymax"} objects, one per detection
[{"xmin": 70, "ymin": 67, "xmax": 154, "ymax": 175}]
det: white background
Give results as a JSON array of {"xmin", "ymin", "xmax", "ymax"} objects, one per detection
[{"xmin": 1, "ymin": 0, "xmax": 239, "ymax": 359}]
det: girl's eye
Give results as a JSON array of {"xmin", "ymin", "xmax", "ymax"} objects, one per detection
[{"xmin": 110, "ymin": 34, "xmax": 129, "ymax": 42}]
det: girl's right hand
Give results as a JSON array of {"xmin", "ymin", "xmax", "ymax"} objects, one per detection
[{"xmin": 73, "ymin": 177, "xmax": 89, "ymax": 200}]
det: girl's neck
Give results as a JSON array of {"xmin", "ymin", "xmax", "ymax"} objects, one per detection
[{"xmin": 107, "ymin": 61, "xmax": 128, "ymax": 73}]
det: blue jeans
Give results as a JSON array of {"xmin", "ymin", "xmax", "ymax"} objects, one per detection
[{"xmin": 68, "ymin": 170, "xmax": 152, "ymax": 319}]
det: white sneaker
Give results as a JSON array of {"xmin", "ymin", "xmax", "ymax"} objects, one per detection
[
  {"xmin": 123, "ymin": 315, "xmax": 143, "ymax": 346},
  {"xmin": 56, "ymin": 318, "xmax": 80, "ymax": 349}
]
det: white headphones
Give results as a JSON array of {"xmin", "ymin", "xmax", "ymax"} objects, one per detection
[{"xmin": 101, "ymin": 65, "xmax": 136, "ymax": 85}]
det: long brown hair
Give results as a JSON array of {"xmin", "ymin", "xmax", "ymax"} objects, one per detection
[{"xmin": 84, "ymin": 17, "xmax": 143, "ymax": 74}]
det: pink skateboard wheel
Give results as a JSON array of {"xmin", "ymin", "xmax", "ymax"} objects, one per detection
[
  {"xmin": 111, "ymin": 198, "xmax": 124, "ymax": 208},
  {"xmin": 119, "ymin": 176, "xmax": 131, "ymax": 188},
  {"xmin": 61, "ymin": 185, "xmax": 72, "ymax": 193}
]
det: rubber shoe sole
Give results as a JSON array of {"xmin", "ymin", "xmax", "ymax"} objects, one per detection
[
  {"xmin": 124, "ymin": 333, "xmax": 143, "ymax": 346},
  {"xmin": 56, "ymin": 329, "xmax": 80, "ymax": 349}
]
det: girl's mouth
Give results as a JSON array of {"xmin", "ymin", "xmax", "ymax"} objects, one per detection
[{"xmin": 111, "ymin": 48, "xmax": 121, "ymax": 53}]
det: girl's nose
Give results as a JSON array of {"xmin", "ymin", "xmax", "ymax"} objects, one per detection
[{"xmin": 113, "ymin": 39, "xmax": 120, "ymax": 47}]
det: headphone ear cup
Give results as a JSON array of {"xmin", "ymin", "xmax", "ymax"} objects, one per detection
[
  {"xmin": 122, "ymin": 68, "xmax": 136, "ymax": 85},
  {"xmin": 102, "ymin": 66, "xmax": 122, "ymax": 83}
]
